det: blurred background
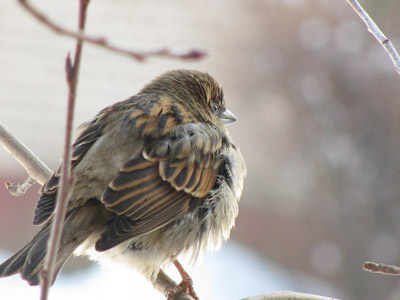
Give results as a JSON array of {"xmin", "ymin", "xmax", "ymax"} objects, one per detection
[{"xmin": 1, "ymin": 0, "xmax": 400, "ymax": 299}]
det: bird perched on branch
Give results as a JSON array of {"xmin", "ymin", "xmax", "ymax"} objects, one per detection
[{"xmin": 0, "ymin": 69, "xmax": 246, "ymax": 299}]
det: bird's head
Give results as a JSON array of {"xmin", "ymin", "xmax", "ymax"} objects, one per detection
[{"xmin": 140, "ymin": 69, "xmax": 237, "ymax": 126}]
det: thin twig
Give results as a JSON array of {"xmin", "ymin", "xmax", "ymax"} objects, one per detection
[
  {"xmin": 241, "ymin": 291, "xmax": 341, "ymax": 300},
  {"xmin": 5, "ymin": 176, "xmax": 36, "ymax": 196},
  {"xmin": 39, "ymin": 1, "xmax": 89, "ymax": 299},
  {"xmin": 346, "ymin": 0, "xmax": 400, "ymax": 75},
  {"xmin": 17, "ymin": 0, "xmax": 207, "ymax": 62},
  {"xmin": 363, "ymin": 261, "xmax": 400, "ymax": 275},
  {"xmin": 0, "ymin": 121, "xmax": 52, "ymax": 186}
]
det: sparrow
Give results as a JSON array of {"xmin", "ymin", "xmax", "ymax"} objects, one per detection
[{"xmin": 0, "ymin": 69, "xmax": 246, "ymax": 299}]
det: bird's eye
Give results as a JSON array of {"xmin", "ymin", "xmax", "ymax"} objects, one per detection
[{"xmin": 213, "ymin": 104, "xmax": 219, "ymax": 113}]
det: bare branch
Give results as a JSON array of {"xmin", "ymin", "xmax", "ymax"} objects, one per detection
[
  {"xmin": 39, "ymin": 1, "xmax": 89, "ymax": 298},
  {"xmin": 241, "ymin": 291, "xmax": 341, "ymax": 300},
  {"xmin": 363, "ymin": 261, "xmax": 400, "ymax": 275},
  {"xmin": 346, "ymin": 0, "xmax": 400, "ymax": 75},
  {"xmin": 5, "ymin": 177, "xmax": 36, "ymax": 196},
  {"xmin": 0, "ymin": 121, "xmax": 52, "ymax": 186},
  {"xmin": 17, "ymin": 0, "xmax": 207, "ymax": 62}
]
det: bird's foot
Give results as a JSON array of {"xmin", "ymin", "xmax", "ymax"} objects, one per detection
[{"xmin": 167, "ymin": 260, "xmax": 199, "ymax": 300}]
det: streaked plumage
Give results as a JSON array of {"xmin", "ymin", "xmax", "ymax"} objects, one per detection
[{"xmin": 0, "ymin": 69, "xmax": 246, "ymax": 299}]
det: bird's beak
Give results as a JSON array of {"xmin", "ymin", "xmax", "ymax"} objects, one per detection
[{"xmin": 221, "ymin": 108, "xmax": 237, "ymax": 125}]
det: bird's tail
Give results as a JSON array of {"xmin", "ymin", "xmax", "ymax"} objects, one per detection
[{"xmin": 0, "ymin": 200, "xmax": 104, "ymax": 285}]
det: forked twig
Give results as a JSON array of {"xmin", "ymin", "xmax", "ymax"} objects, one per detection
[
  {"xmin": 5, "ymin": 177, "xmax": 36, "ymax": 196},
  {"xmin": 17, "ymin": 0, "xmax": 206, "ymax": 62}
]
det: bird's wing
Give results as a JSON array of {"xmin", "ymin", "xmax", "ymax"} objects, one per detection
[
  {"xmin": 33, "ymin": 103, "xmax": 123, "ymax": 225},
  {"xmin": 96, "ymin": 110, "xmax": 226, "ymax": 251}
]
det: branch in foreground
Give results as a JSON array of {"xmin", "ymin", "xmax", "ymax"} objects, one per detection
[
  {"xmin": 39, "ymin": 0, "xmax": 89, "ymax": 298},
  {"xmin": 363, "ymin": 261, "xmax": 400, "ymax": 275},
  {"xmin": 242, "ymin": 291, "xmax": 341, "ymax": 300},
  {"xmin": 346, "ymin": 0, "xmax": 400, "ymax": 75},
  {"xmin": 17, "ymin": 0, "xmax": 207, "ymax": 62},
  {"xmin": 0, "ymin": 121, "xmax": 52, "ymax": 186}
]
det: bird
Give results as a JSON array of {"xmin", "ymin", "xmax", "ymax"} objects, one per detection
[{"xmin": 0, "ymin": 69, "xmax": 246, "ymax": 299}]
